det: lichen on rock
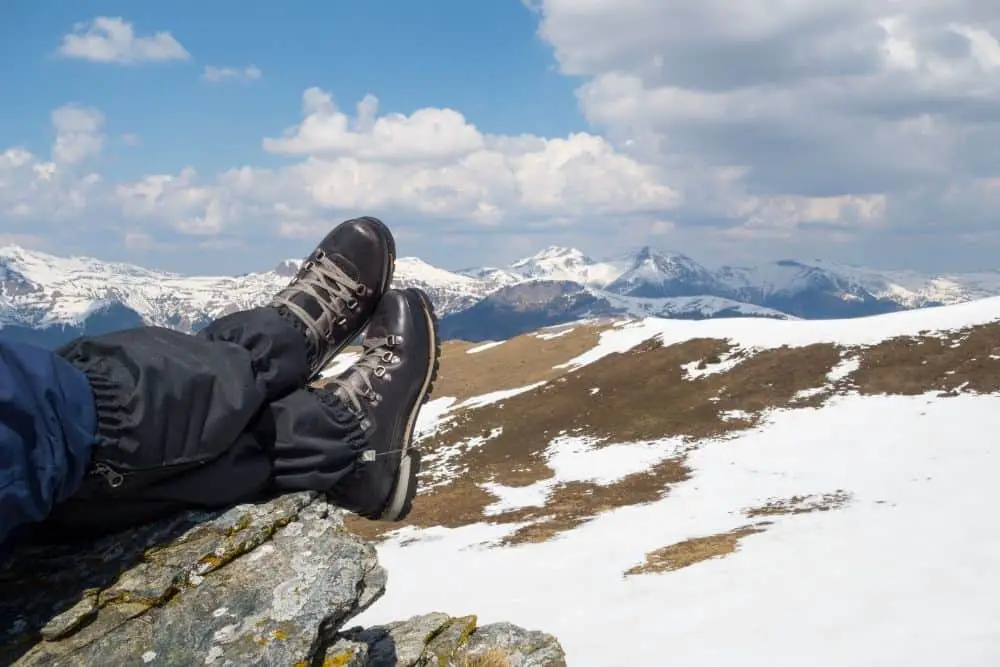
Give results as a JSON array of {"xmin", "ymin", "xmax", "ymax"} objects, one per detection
[
  {"xmin": 0, "ymin": 493, "xmax": 565, "ymax": 666},
  {"xmin": 329, "ymin": 613, "xmax": 566, "ymax": 667}
]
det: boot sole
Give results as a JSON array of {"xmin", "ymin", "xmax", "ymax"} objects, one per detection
[
  {"xmin": 308, "ymin": 216, "xmax": 397, "ymax": 383},
  {"xmin": 379, "ymin": 287, "xmax": 440, "ymax": 522}
]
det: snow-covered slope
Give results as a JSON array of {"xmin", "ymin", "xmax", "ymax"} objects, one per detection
[
  {"xmin": 350, "ymin": 297, "xmax": 1000, "ymax": 666},
  {"xmin": 486, "ymin": 245, "xmax": 1000, "ymax": 317},
  {"xmin": 0, "ymin": 245, "xmax": 286, "ymax": 330},
  {"xmin": 393, "ymin": 257, "xmax": 495, "ymax": 315},
  {"xmin": 715, "ymin": 257, "xmax": 1000, "ymax": 314},
  {"xmin": 0, "ymin": 246, "xmax": 489, "ymax": 345}
]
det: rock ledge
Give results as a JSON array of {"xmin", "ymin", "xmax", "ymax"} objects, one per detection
[{"xmin": 0, "ymin": 493, "xmax": 566, "ymax": 666}]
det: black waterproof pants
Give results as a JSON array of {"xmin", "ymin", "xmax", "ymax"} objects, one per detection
[{"xmin": 32, "ymin": 307, "xmax": 364, "ymax": 541}]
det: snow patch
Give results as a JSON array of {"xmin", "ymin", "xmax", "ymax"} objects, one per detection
[
  {"xmin": 317, "ymin": 352, "xmax": 360, "ymax": 379},
  {"xmin": 536, "ymin": 327, "xmax": 575, "ymax": 341},
  {"xmin": 356, "ymin": 393, "xmax": 1000, "ymax": 666},
  {"xmin": 414, "ymin": 397, "xmax": 457, "ymax": 440},
  {"xmin": 558, "ymin": 297, "xmax": 1000, "ymax": 371},
  {"xmin": 466, "ymin": 341, "xmax": 504, "ymax": 354},
  {"xmin": 481, "ymin": 436, "xmax": 686, "ymax": 516},
  {"xmin": 681, "ymin": 347, "xmax": 750, "ymax": 379},
  {"xmin": 422, "ymin": 427, "xmax": 504, "ymax": 490},
  {"xmin": 456, "ymin": 382, "xmax": 546, "ymax": 410}
]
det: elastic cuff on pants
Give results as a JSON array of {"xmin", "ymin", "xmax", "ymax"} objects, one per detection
[{"xmin": 261, "ymin": 387, "xmax": 367, "ymax": 493}]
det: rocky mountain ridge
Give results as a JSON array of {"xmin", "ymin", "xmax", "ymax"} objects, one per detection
[{"xmin": 3, "ymin": 243, "xmax": 1000, "ymax": 346}]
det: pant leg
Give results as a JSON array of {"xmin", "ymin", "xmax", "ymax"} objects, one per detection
[
  {"xmin": 0, "ymin": 341, "xmax": 98, "ymax": 547},
  {"xmin": 23, "ymin": 307, "xmax": 311, "ymax": 542},
  {"xmin": 257, "ymin": 387, "xmax": 366, "ymax": 493},
  {"xmin": 29, "ymin": 386, "xmax": 365, "ymax": 543},
  {"xmin": 196, "ymin": 306, "xmax": 311, "ymax": 403},
  {"xmin": 55, "ymin": 306, "xmax": 309, "ymax": 481}
]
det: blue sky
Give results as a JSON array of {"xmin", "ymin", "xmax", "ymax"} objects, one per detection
[
  {"xmin": 1, "ymin": 1, "xmax": 582, "ymax": 179},
  {"xmin": 2, "ymin": 1, "xmax": 1000, "ymax": 275}
]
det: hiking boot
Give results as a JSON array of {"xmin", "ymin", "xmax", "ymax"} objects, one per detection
[
  {"xmin": 324, "ymin": 288, "xmax": 441, "ymax": 521},
  {"xmin": 271, "ymin": 216, "xmax": 395, "ymax": 380}
]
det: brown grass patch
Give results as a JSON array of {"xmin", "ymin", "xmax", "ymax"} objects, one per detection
[
  {"xmin": 495, "ymin": 457, "xmax": 691, "ymax": 546},
  {"xmin": 744, "ymin": 491, "xmax": 852, "ymax": 518},
  {"xmin": 624, "ymin": 524, "xmax": 770, "ymax": 576},
  {"xmin": 347, "ymin": 335, "xmax": 842, "ymax": 542},
  {"xmin": 345, "ymin": 319, "xmax": 1000, "ymax": 546},
  {"xmin": 853, "ymin": 323, "xmax": 1000, "ymax": 395},
  {"xmin": 428, "ymin": 323, "xmax": 610, "ymax": 402}
]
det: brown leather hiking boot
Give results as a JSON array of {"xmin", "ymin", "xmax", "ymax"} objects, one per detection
[
  {"xmin": 271, "ymin": 217, "xmax": 395, "ymax": 380},
  {"xmin": 324, "ymin": 288, "xmax": 441, "ymax": 521}
]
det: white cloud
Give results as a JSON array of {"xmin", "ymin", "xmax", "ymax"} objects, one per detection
[
  {"xmin": 255, "ymin": 89, "xmax": 678, "ymax": 224},
  {"xmin": 263, "ymin": 89, "xmax": 485, "ymax": 161},
  {"xmin": 56, "ymin": 17, "xmax": 190, "ymax": 64},
  {"xmin": 51, "ymin": 105, "xmax": 105, "ymax": 164},
  {"xmin": 535, "ymin": 0, "xmax": 1000, "ymax": 246},
  {"xmin": 202, "ymin": 65, "xmax": 262, "ymax": 83},
  {"xmin": 0, "ymin": 91, "xmax": 678, "ymax": 252},
  {"xmin": 10, "ymin": 0, "xmax": 1000, "ymax": 273},
  {"xmin": 0, "ymin": 147, "xmax": 103, "ymax": 224}
]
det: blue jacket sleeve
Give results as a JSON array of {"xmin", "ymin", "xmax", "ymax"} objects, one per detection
[{"xmin": 0, "ymin": 340, "xmax": 97, "ymax": 545}]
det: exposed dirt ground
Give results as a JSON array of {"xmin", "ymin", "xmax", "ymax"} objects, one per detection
[
  {"xmin": 624, "ymin": 524, "xmax": 772, "ymax": 576},
  {"xmin": 744, "ymin": 491, "xmax": 853, "ymax": 518}
]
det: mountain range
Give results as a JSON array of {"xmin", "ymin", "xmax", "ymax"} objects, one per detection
[{"xmin": 4, "ymin": 243, "xmax": 1000, "ymax": 347}]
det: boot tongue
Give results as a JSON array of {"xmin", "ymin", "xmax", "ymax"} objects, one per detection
[
  {"xmin": 329, "ymin": 252, "xmax": 362, "ymax": 283},
  {"xmin": 290, "ymin": 251, "xmax": 362, "ymax": 323}
]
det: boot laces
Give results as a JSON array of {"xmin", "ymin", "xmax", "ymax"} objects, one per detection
[
  {"xmin": 331, "ymin": 334, "xmax": 403, "ymax": 428},
  {"xmin": 272, "ymin": 251, "xmax": 366, "ymax": 344}
]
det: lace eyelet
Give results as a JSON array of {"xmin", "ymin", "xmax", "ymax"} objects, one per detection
[
  {"xmin": 386, "ymin": 335, "xmax": 398, "ymax": 346},
  {"xmin": 336, "ymin": 316, "xmax": 348, "ymax": 326},
  {"xmin": 347, "ymin": 298, "xmax": 359, "ymax": 309},
  {"xmin": 355, "ymin": 284, "xmax": 367, "ymax": 296},
  {"xmin": 374, "ymin": 366, "xmax": 386, "ymax": 377},
  {"xmin": 381, "ymin": 351, "xmax": 394, "ymax": 362}
]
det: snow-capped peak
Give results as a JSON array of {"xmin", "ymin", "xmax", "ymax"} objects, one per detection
[
  {"xmin": 511, "ymin": 245, "xmax": 588, "ymax": 265},
  {"xmin": 619, "ymin": 246, "xmax": 706, "ymax": 276},
  {"xmin": 273, "ymin": 259, "xmax": 302, "ymax": 277},
  {"xmin": 394, "ymin": 256, "xmax": 482, "ymax": 289},
  {"xmin": 604, "ymin": 246, "xmax": 719, "ymax": 297},
  {"xmin": 509, "ymin": 246, "xmax": 621, "ymax": 286}
]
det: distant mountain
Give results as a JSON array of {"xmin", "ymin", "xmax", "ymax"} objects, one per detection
[
  {"xmin": 606, "ymin": 246, "xmax": 720, "ymax": 298},
  {"xmin": 437, "ymin": 280, "xmax": 787, "ymax": 341},
  {"xmin": 3, "ymin": 243, "xmax": 1000, "ymax": 346}
]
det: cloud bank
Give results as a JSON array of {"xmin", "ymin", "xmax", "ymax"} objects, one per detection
[{"xmin": 7, "ymin": 3, "xmax": 1000, "ymax": 271}]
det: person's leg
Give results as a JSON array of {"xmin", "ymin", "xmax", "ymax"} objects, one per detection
[
  {"xmin": 265, "ymin": 288, "xmax": 441, "ymax": 522},
  {"xmin": 21, "ymin": 217, "xmax": 395, "ymax": 542},
  {"xmin": 0, "ymin": 341, "xmax": 97, "ymax": 546},
  {"xmin": 57, "ymin": 287, "xmax": 442, "ymax": 535}
]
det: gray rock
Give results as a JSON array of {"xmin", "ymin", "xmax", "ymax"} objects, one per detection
[
  {"xmin": 460, "ymin": 622, "xmax": 568, "ymax": 666},
  {"xmin": 0, "ymin": 493, "xmax": 566, "ymax": 667},
  {"xmin": 330, "ymin": 614, "xmax": 567, "ymax": 667}
]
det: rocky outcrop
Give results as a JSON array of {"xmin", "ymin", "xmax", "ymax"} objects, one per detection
[{"xmin": 0, "ymin": 493, "xmax": 565, "ymax": 666}]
